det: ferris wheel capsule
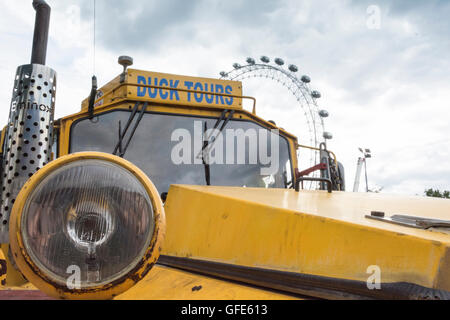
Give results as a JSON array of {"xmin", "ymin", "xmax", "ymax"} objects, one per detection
[
  {"xmin": 319, "ymin": 110, "xmax": 329, "ymax": 117},
  {"xmin": 274, "ymin": 58, "xmax": 284, "ymax": 66},
  {"xmin": 323, "ymin": 132, "xmax": 333, "ymax": 139},
  {"xmin": 311, "ymin": 90, "xmax": 321, "ymax": 98},
  {"xmin": 219, "ymin": 71, "xmax": 228, "ymax": 77},
  {"xmin": 232, "ymin": 63, "xmax": 241, "ymax": 69},
  {"xmin": 288, "ymin": 64, "xmax": 298, "ymax": 72},
  {"xmin": 246, "ymin": 57, "xmax": 255, "ymax": 65},
  {"xmin": 260, "ymin": 56, "xmax": 270, "ymax": 63},
  {"xmin": 301, "ymin": 75, "xmax": 311, "ymax": 83}
]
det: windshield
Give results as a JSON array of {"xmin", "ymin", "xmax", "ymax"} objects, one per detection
[{"xmin": 70, "ymin": 110, "xmax": 293, "ymax": 194}]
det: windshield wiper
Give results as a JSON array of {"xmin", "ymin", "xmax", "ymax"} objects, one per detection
[
  {"xmin": 198, "ymin": 109, "xmax": 234, "ymax": 158},
  {"xmin": 197, "ymin": 109, "xmax": 235, "ymax": 186},
  {"xmin": 202, "ymin": 121, "xmax": 211, "ymax": 186},
  {"xmin": 113, "ymin": 101, "xmax": 148, "ymax": 158}
]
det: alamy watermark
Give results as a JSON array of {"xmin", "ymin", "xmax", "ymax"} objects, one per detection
[
  {"xmin": 170, "ymin": 121, "xmax": 280, "ymax": 175},
  {"xmin": 66, "ymin": 265, "xmax": 81, "ymax": 289},
  {"xmin": 366, "ymin": 5, "xmax": 381, "ymax": 30},
  {"xmin": 66, "ymin": 264, "xmax": 100, "ymax": 289},
  {"xmin": 366, "ymin": 265, "xmax": 381, "ymax": 290}
]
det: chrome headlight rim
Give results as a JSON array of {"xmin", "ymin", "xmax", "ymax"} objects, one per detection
[{"xmin": 9, "ymin": 151, "xmax": 165, "ymax": 300}]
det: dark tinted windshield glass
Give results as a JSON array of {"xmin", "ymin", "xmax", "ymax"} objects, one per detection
[{"xmin": 70, "ymin": 110, "xmax": 293, "ymax": 194}]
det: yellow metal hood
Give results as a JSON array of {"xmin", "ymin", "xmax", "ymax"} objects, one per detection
[{"xmin": 160, "ymin": 185, "xmax": 450, "ymax": 299}]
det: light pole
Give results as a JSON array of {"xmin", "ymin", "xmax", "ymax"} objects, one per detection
[
  {"xmin": 353, "ymin": 148, "xmax": 371, "ymax": 192},
  {"xmin": 360, "ymin": 148, "xmax": 371, "ymax": 192}
]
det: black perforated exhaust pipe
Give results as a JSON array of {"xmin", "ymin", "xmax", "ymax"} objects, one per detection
[{"xmin": 31, "ymin": 0, "xmax": 51, "ymax": 65}]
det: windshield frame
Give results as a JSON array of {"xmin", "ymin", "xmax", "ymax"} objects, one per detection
[{"xmin": 63, "ymin": 104, "xmax": 297, "ymax": 189}]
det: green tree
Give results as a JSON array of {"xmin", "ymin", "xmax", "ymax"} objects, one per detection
[{"xmin": 425, "ymin": 188, "xmax": 450, "ymax": 199}]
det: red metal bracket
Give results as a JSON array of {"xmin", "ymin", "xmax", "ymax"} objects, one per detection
[{"xmin": 295, "ymin": 163, "xmax": 327, "ymax": 178}]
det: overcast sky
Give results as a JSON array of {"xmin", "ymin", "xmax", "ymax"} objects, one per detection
[{"xmin": 0, "ymin": 0, "xmax": 449, "ymax": 196}]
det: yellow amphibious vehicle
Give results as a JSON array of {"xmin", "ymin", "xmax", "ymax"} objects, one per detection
[{"xmin": 1, "ymin": 1, "xmax": 450, "ymax": 300}]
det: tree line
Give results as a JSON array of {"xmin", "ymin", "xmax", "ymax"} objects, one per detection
[{"xmin": 425, "ymin": 188, "xmax": 450, "ymax": 199}]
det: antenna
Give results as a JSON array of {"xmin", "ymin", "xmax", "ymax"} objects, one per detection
[
  {"xmin": 93, "ymin": 0, "xmax": 96, "ymax": 74},
  {"xmin": 88, "ymin": 0, "xmax": 98, "ymax": 119}
]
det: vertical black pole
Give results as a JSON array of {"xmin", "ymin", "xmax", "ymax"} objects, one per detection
[{"xmin": 31, "ymin": 0, "xmax": 51, "ymax": 65}]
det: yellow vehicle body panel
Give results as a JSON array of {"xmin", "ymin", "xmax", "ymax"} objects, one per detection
[
  {"xmin": 161, "ymin": 185, "xmax": 450, "ymax": 298},
  {"xmin": 5, "ymin": 184, "xmax": 447, "ymax": 299},
  {"xmin": 116, "ymin": 265, "xmax": 299, "ymax": 300},
  {"xmin": 0, "ymin": 263, "xmax": 299, "ymax": 300},
  {"xmin": 0, "ymin": 244, "xmax": 27, "ymax": 287},
  {"xmin": 0, "ymin": 246, "xmax": 6, "ymax": 287}
]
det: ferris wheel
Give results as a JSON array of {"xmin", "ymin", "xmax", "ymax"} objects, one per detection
[{"xmin": 219, "ymin": 56, "xmax": 333, "ymax": 179}]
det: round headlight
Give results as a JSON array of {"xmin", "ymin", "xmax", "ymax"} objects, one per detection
[{"xmin": 9, "ymin": 152, "xmax": 165, "ymax": 299}]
